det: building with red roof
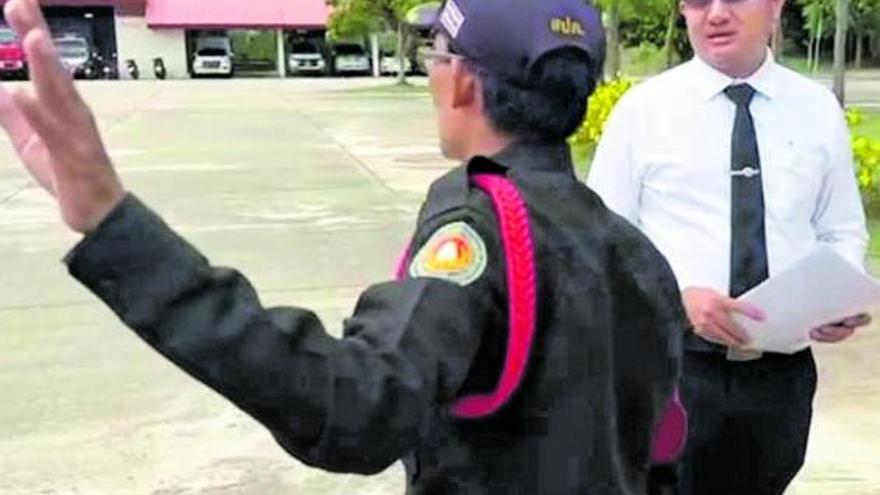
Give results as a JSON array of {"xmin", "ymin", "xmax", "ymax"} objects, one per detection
[{"xmin": 0, "ymin": 0, "xmax": 336, "ymax": 79}]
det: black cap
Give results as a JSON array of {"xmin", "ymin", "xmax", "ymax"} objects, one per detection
[{"xmin": 412, "ymin": 0, "xmax": 605, "ymax": 85}]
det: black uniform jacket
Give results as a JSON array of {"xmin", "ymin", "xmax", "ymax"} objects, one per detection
[{"xmin": 65, "ymin": 141, "xmax": 685, "ymax": 494}]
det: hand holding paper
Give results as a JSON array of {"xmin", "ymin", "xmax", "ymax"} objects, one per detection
[{"xmin": 732, "ymin": 246, "xmax": 880, "ymax": 354}]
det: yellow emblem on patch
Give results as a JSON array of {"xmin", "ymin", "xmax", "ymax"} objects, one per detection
[
  {"xmin": 550, "ymin": 16, "xmax": 585, "ymax": 37},
  {"xmin": 409, "ymin": 222, "xmax": 488, "ymax": 286}
]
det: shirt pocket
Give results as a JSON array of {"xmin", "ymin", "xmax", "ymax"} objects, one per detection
[
  {"xmin": 763, "ymin": 144, "xmax": 826, "ymax": 225},
  {"xmin": 640, "ymin": 149, "xmax": 696, "ymax": 194}
]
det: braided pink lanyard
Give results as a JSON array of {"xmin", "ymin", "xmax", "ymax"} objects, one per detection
[{"xmin": 393, "ymin": 174, "xmax": 686, "ymax": 462}]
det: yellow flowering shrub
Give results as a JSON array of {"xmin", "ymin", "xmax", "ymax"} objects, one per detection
[
  {"xmin": 847, "ymin": 107, "xmax": 880, "ymax": 210},
  {"xmin": 569, "ymin": 78, "xmax": 635, "ymax": 150},
  {"xmin": 852, "ymin": 134, "xmax": 880, "ymax": 209},
  {"xmin": 846, "ymin": 107, "xmax": 866, "ymax": 127}
]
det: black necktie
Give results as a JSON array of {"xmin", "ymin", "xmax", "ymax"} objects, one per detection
[{"xmin": 725, "ymin": 84, "xmax": 768, "ymax": 298}]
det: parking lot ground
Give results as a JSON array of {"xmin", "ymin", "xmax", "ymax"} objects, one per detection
[{"xmin": 0, "ymin": 77, "xmax": 878, "ymax": 494}]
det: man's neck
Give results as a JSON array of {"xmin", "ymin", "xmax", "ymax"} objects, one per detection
[
  {"xmin": 706, "ymin": 50, "xmax": 769, "ymax": 80},
  {"xmin": 459, "ymin": 128, "xmax": 513, "ymax": 162},
  {"xmin": 728, "ymin": 54, "xmax": 768, "ymax": 80}
]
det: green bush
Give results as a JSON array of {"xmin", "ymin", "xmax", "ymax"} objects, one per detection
[
  {"xmin": 847, "ymin": 108, "xmax": 880, "ymax": 212},
  {"xmin": 569, "ymin": 78, "xmax": 635, "ymax": 153}
]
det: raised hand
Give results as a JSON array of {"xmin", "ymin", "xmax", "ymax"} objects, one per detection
[{"xmin": 0, "ymin": 0, "xmax": 125, "ymax": 233}]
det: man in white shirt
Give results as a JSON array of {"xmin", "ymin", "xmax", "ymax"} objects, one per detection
[{"xmin": 587, "ymin": 0, "xmax": 871, "ymax": 493}]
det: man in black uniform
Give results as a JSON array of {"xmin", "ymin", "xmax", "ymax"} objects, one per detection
[{"xmin": 0, "ymin": 0, "xmax": 685, "ymax": 492}]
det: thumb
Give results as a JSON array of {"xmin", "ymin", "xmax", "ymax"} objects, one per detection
[{"xmin": 726, "ymin": 298, "xmax": 766, "ymax": 322}]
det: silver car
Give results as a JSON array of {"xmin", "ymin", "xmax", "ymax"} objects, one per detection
[
  {"xmin": 288, "ymin": 41, "xmax": 326, "ymax": 76},
  {"xmin": 192, "ymin": 47, "xmax": 233, "ymax": 78},
  {"xmin": 54, "ymin": 36, "xmax": 96, "ymax": 79}
]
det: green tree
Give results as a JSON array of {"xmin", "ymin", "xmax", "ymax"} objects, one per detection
[
  {"xmin": 850, "ymin": 0, "xmax": 880, "ymax": 67},
  {"xmin": 661, "ymin": 0, "xmax": 680, "ymax": 67},
  {"xmin": 798, "ymin": 0, "xmax": 835, "ymax": 72},
  {"xmin": 597, "ymin": 0, "xmax": 624, "ymax": 78},
  {"xmin": 616, "ymin": 0, "xmax": 691, "ymax": 72},
  {"xmin": 327, "ymin": 0, "xmax": 431, "ymax": 85}
]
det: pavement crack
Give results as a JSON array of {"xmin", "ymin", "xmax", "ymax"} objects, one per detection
[{"xmin": 0, "ymin": 181, "xmax": 33, "ymax": 209}]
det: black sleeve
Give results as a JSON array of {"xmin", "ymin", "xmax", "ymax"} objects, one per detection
[
  {"xmin": 65, "ymin": 194, "xmax": 500, "ymax": 474},
  {"xmin": 607, "ymin": 216, "xmax": 685, "ymax": 424}
]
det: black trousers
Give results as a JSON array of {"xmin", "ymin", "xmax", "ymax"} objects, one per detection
[{"xmin": 674, "ymin": 348, "xmax": 817, "ymax": 495}]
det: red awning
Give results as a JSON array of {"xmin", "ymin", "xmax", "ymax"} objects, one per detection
[{"xmin": 146, "ymin": 0, "xmax": 331, "ymax": 29}]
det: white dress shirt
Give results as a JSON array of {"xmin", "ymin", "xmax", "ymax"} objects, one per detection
[{"xmin": 587, "ymin": 53, "xmax": 869, "ymax": 294}]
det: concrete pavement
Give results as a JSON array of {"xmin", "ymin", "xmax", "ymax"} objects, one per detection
[{"xmin": 0, "ymin": 78, "xmax": 878, "ymax": 494}]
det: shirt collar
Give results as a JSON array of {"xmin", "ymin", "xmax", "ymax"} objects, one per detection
[
  {"xmin": 690, "ymin": 49, "xmax": 780, "ymax": 101},
  {"xmin": 483, "ymin": 140, "xmax": 575, "ymax": 173}
]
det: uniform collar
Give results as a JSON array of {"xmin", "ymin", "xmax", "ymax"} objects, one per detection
[
  {"xmin": 690, "ymin": 49, "xmax": 780, "ymax": 101},
  {"xmin": 479, "ymin": 140, "xmax": 574, "ymax": 173}
]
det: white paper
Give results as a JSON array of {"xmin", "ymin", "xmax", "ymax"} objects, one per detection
[{"xmin": 732, "ymin": 246, "xmax": 880, "ymax": 354}]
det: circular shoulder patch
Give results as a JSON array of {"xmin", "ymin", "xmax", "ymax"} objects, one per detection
[{"xmin": 409, "ymin": 221, "xmax": 488, "ymax": 286}]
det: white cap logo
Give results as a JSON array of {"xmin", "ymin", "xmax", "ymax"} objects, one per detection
[{"xmin": 440, "ymin": 0, "xmax": 466, "ymax": 39}]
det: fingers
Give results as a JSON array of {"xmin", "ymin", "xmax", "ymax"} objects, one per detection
[
  {"xmin": 684, "ymin": 290, "xmax": 752, "ymax": 347},
  {"xmin": 6, "ymin": 0, "xmax": 83, "ymax": 118},
  {"xmin": 691, "ymin": 308, "xmax": 749, "ymax": 348},
  {"xmin": 0, "ymin": 84, "xmax": 57, "ymax": 194},
  {"xmin": 5, "ymin": 0, "xmax": 52, "ymax": 35},
  {"xmin": 10, "ymin": 85, "xmax": 62, "ymax": 150},
  {"xmin": 725, "ymin": 298, "xmax": 766, "ymax": 322},
  {"xmin": 0, "ymin": 84, "xmax": 36, "ymax": 151},
  {"xmin": 842, "ymin": 313, "xmax": 872, "ymax": 329},
  {"xmin": 22, "ymin": 24, "xmax": 83, "ymax": 120},
  {"xmin": 716, "ymin": 312, "xmax": 750, "ymax": 345},
  {"xmin": 810, "ymin": 325, "xmax": 855, "ymax": 343},
  {"xmin": 809, "ymin": 313, "xmax": 870, "ymax": 344},
  {"xmin": 703, "ymin": 314, "xmax": 749, "ymax": 348}
]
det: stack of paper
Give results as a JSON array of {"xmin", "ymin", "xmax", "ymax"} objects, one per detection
[{"xmin": 733, "ymin": 246, "xmax": 880, "ymax": 354}]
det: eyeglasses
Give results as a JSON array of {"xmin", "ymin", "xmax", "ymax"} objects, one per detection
[
  {"xmin": 682, "ymin": 0, "xmax": 749, "ymax": 8},
  {"xmin": 418, "ymin": 47, "xmax": 466, "ymax": 71}
]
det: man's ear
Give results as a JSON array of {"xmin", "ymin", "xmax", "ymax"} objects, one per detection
[
  {"xmin": 771, "ymin": 0, "xmax": 786, "ymax": 24},
  {"xmin": 450, "ymin": 59, "xmax": 477, "ymax": 109}
]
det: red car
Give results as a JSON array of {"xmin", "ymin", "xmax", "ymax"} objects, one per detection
[{"xmin": 0, "ymin": 26, "xmax": 27, "ymax": 80}]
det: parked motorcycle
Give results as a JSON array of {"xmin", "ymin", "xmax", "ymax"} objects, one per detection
[
  {"xmin": 153, "ymin": 57, "xmax": 167, "ymax": 80},
  {"xmin": 125, "ymin": 59, "xmax": 139, "ymax": 80},
  {"xmin": 100, "ymin": 52, "xmax": 118, "ymax": 80}
]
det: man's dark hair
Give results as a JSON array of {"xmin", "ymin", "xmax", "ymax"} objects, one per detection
[{"xmin": 472, "ymin": 49, "xmax": 597, "ymax": 144}]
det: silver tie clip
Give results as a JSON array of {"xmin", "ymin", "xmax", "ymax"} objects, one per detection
[{"xmin": 731, "ymin": 166, "xmax": 760, "ymax": 178}]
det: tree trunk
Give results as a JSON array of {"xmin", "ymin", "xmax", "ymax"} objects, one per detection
[
  {"xmin": 396, "ymin": 22, "xmax": 408, "ymax": 85},
  {"xmin": 604, "ymin": 0, "xmax": 622, "ymax": 79},
  {"xmin": 872, "ymin": 33, "xmax": 880, "ymax": 63},
  {"xmin": 854, "ymin": 33, "xmax": 864, "ymax": 68},
  {"xmin": 814, "ymin": 17, "xmax": 824, "ymax": 73},
  {"xmin": 832, "ymin": 0, "xmax": 848, "ymax": 105},
  {"xmin": 806, "ymin": 31, "xmax": 814, "ymax": 70},
  {"xmin": 662, "ymin": 0, "xmax": 678, "ymax": 68}
]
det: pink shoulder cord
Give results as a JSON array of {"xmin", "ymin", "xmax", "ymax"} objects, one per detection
[
  {"xmin": 451, "ymin": 174, "xmax": 538, "ymax": 418},
  {"xmin": 394, "ymin": 174, "xmax": 536, "ymax": 419},
  {"xmin": 393, "ymin": 174, "xmax": 686, "ymax": 462}
]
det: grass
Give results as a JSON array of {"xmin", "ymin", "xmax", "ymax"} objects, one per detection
[
  {"xmin": 852, "ymin": 111, "xmax": 880, "ymax": 139},
  {"xmin": 780, "ymin": 56, "xmax": 834, "ymax": 77}
]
